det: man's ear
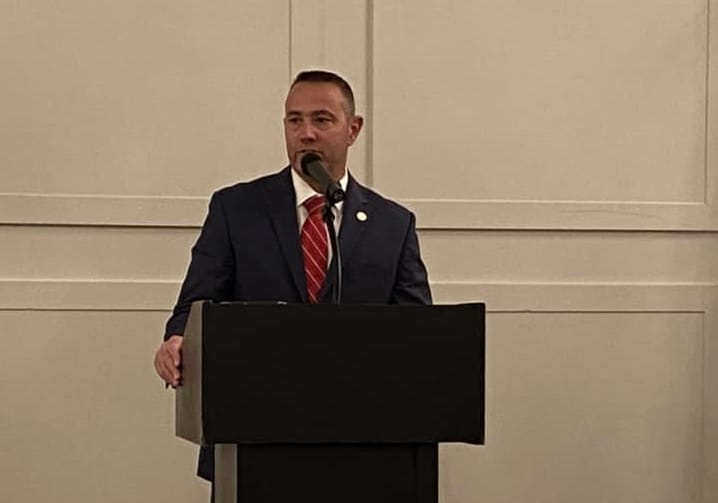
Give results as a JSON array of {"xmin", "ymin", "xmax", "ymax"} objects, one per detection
[{"xmin": 347, "ymin": 115, "xmax": 364, "ymax": 145}]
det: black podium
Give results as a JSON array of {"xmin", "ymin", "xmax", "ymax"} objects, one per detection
[{"xmin": 176, "ymin": 301, "xmax": 485, "ymax": 503}]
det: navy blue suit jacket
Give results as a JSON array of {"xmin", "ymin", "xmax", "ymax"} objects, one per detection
[{"xmin": 164, "ymin": 166, "xmax": 432, "ymax": 480}]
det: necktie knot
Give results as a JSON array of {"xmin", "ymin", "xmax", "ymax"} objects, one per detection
[{"xmin": 303, "ymin": 195, "xmax": 326, "ymax": 216}]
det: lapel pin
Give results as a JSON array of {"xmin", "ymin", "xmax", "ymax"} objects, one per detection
[{"xmin": 356, "ymin": 211, "xmax": 368, "ymax": 222}]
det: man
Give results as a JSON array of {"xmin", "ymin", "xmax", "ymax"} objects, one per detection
[{"xmin": 154, "ymin": 70, "xmax": 432, "ymax": 483}]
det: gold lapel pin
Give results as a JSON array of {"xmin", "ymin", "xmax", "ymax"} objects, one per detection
[{"xmin": 356, "ymin": 211, "xmax": 368, "ymax": 222}]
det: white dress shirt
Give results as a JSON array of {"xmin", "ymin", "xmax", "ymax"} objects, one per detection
[{"xmin": 290, "ymin": 167, "xmax": 348, "ymax": 266}]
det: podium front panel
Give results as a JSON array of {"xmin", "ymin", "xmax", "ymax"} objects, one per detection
[{"xmin": 198, "ymin": 303, "xmax": 484, "ymax": 445}]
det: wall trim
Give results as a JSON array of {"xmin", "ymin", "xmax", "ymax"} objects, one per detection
[
  {"xmin": 0, "ymin": 193, "xmax": 208, "ymax": 227},
  {"xmin": 1, "ymin": 279, "xmax": 715, "ymax": 312},
  {"xmin": 3, "ymin": 193, "xmax": 718, "ymax": 231}
]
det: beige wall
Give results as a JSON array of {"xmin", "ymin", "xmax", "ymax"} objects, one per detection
[{"xmin": 1, "ymin": 1, "xmax": 716, "ymax": 502}]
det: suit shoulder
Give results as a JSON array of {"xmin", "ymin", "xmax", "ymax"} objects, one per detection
[
  {"xmin": 213, "ymin": 168, "xmax": 287, "ymax": 200},
  {"xmin": 351, "ymin": 180, "xmax": 414, "ymax": 222},
  {"xmin": 205, "ymin": 169, "xmax": 291, "ymax": 217}
]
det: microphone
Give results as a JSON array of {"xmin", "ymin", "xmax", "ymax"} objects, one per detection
[{"xmin": 300, "ymin": 153, "xmax": 345, "ymax": 204}]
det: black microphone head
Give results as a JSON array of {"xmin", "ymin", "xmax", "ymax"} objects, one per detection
[
  {"xmin": 300, "ymin": 152, "xmax": 323, "ymax": 174},
  {"xmin": 299, "ymin": 152, "xmax": 344, "ymax": 204}
]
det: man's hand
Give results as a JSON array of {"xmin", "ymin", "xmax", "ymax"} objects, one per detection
[{"xmin": 154, "ymin": 335, "xmax": 183, "ymax": 387}]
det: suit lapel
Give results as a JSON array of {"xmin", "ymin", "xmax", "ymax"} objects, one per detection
[
  {"xmin": 320, "ymin": 175, "xmax": 369, "ymax": 301},
  {"xmin": 265, "ymin": 167, "xmax": 307, "ymax": 302}
]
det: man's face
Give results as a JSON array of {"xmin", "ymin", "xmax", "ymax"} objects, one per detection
[{"xmin": 284, "ymin": 81, "xmax": 363, "ymax": 183}]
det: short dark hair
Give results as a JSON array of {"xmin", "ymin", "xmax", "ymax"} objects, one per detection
[{"xmin": 290, "ymin": 70, "xmax": 356, "ymax": 116}]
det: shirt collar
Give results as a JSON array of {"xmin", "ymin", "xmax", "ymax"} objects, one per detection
[{"xmin": 291, "ymin": 166, "xmax": 349, "ymax": 207}]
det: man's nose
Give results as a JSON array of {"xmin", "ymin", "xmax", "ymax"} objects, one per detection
[{"xmin": 298, "ymin": 121, "xmax": 318, "ymax": 141}]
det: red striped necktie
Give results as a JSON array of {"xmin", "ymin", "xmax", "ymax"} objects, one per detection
[{"xmin": 301, "ymin": 195, "xmax": 329, "ymax": 303}]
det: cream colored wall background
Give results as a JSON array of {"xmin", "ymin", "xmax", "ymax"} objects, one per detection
[{"xmin": 1, "ymin": 1, "xmax": 716, "ymax": 502}]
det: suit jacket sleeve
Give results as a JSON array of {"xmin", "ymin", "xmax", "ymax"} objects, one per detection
[
  {"xmin": 389, "ymin": 211, "xmax": 432, "ymax": 305},
  {"xmin": 164, "ymin": 191, "xmax": 235, "ymax": 339}
]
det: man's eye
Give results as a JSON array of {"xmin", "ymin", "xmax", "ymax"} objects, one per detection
[{"xmin": 287, "ymin": 117, "xmax": 301, "ymax": 125}]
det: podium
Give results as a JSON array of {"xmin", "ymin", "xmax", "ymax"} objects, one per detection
[{"xmin": 176, "ymin": 301, "xmax": 485, "ymax": 503}]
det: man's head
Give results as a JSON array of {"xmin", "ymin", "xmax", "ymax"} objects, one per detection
[{"xmin": 284, "ymin": 70, "xmax": 363, "ymax": 184}]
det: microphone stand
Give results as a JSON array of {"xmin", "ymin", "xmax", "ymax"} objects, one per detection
[{"xmin": 323, "ymin": 199, "xmax": 342, "ymax": 305}]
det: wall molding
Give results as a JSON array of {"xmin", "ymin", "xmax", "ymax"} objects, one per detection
[
  {"xmin": 405, "ymin": 199, "xmax": 718, "ymax": 231},
  {"xmin": 1, "ymin": 279, "xmax": 715, "ymax": 312},
  {"xmin": 4, "ymin": 193, "xmax": 718, "ymax": 231},
  {"xmin": 0, "ymin": 193, "xmax": 208, "ymax": 227},
  {"xmin": 2, "ymin": 2, "xmax": 717, "ymax": 233},
  {"xmin": 367, "ymin": 0, "xmax": 718, "ymax": 233}
]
